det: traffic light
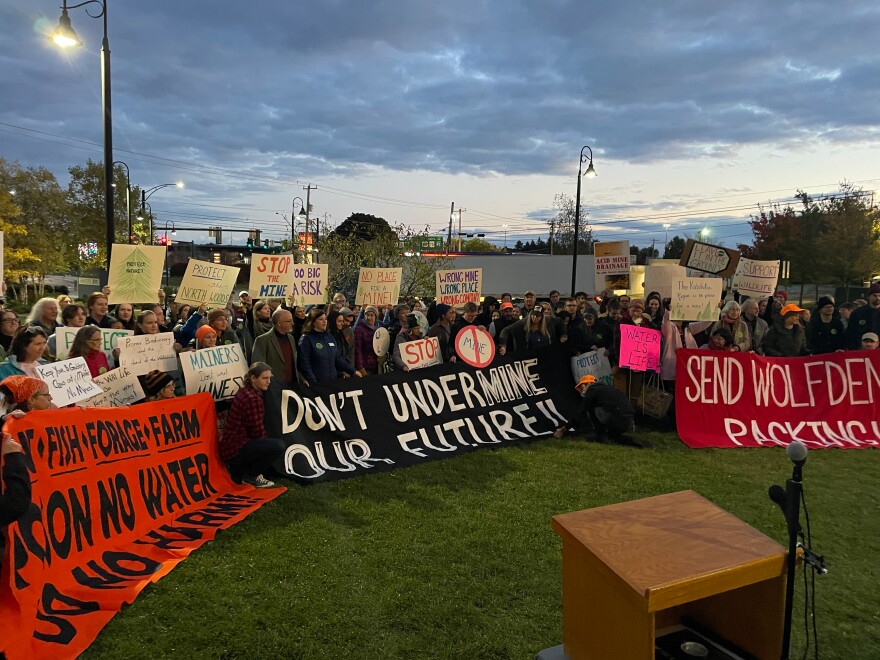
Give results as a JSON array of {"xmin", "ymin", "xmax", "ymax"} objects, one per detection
[
  {"xmin": 158, "ymin": 235, "xmax": 169, "ymax": 246},
  {"xmin": 246, "ymin": 236, "xmax": 253, "ymax": 247}
]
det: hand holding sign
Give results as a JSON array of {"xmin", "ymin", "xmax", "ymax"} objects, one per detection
[{"xmin": 619, "ymin": 325, "xmax": 661, "ymax": 372}]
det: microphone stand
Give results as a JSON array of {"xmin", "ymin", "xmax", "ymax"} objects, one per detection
[{"xmin": 780, "ymin": 460, "xmax": 803, "ymax": 660}]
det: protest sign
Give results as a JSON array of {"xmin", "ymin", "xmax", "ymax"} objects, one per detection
[
  {"xmin": 107, "ymin": 244, "xmax": 166, "ymax": 303},
  {"xmin": 373, "ymin": 327, "xmax": 390, "ymax": 357},
  {"xmin": 175, "ymin": 259, "xmax": 240, "ymax": 307},
  {"xmin": 0, "ymin": 394, "xmax": 283, "ymax": 659},
  {"xmin": 675, "ymin": 349, "xmax": 880, "ymax": 449},
  {"xmin": 628, "ymin": 264, "xmax": 645, "ymax": 297},
  {"xmin": 81, "ymin": 365, "xmax": 146, "ymax": 407},
  {"xmin": 593, "ymin": 241, "xmax": 631, "ymax": 292},
  {"xmin": 265, "ymin": 344, "xmax": 581, "ymax": 484},
  {"xmin": 670, "ymin": 277, "xmax": 723, "ymax": 321},
  {"xmin": 571, "ymin": 350, "xmax": 613, "ymax": 386},
  {"xmin": 355, "ymin": 267, "xmax": 402, "ymax": 306},
  {"xmin": 249, "ymin": 253, "xmax": 295, "ymax": 299},
  {"xmin": 455, "ymin": 326, "xmax": 495, "ymax": 368},
  {"xmin": 679, "ymin": 239, "xmax": 740, "ymax": 277},
  {"xmin": 732, "ymin": 258, "xmax": 781, "ymax": 296},
  {"xmin": 117, "ymin": 332, "xmax": 178, "ymax": 375},
  {"xmin": 436, "ymin": 268, "xmax": 482, "ymax": 306},
  {"xmin": 644, "ymin": 264, "xmax": 686, "ymax": 299},
  {"xmin": 179, "ymin": 344, "xmax": 247, "ymax": 401},
  {"xmin": 54, "ymin": 327, "xmax": 132, "ymax": 361},
  {"xmin": 399, "ymin": 336, "xmax": 443, "ymax": 370},
  {"xmin": 287, "ymin": 263, "xmax": 328, "ymax": 306},
  {"xmin": 35, "ymin": 357, "xmax": 102, "ymax": 407},
  {"xmin": 619, "ymin": 325, "xmax": 661, "ymax": 372}
]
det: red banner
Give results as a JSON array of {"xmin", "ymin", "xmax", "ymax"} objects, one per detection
[
  {"xmin": 0, "ymin": 393, "xmax": 284, "ymax": 659},
  {"xmin": 676, "ymin": 349, "xmax": 880, "ymax": 449}
]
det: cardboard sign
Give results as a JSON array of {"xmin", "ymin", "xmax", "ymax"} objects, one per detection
[
  {"xmin": 679, "ymin": 240, "xmax": 740, "ymax": 277},
  {"xmin": 372, "ymin": 327, "xmax": 390, "ymax": 357},
  {"xmin": 629, "ymin": 265, "xmax": 645, "ymax": 297},
  {"xmin": 287, "ymin": 263, "xmax": 328, "ymax": 306},
  {"xmin": 399, "ymin": 336, "xmax": 443, "ymax": 370},
  {"xmin": 732, "ymin": 258, "xmax": 781, "ymax": 297},
  {"xmin": 175, "ymin": 259, "xmax": 240, "ymax": 307},
  {"xmin": 436, "ymin": 268, "xmax": 482, "ymax": 306},
  {"xmin": 54, "ymin": 327, "xmax": 133, "ymax": 361},
  {"xmin": 179, "ymin": 344, "xmax": 248, "ymax": 401},
  {"xmin": 455, "ymin": 326, "xmax": 495, "ymax": 368},
  {"xmin": 570, "ymin": 350, "xmax": 613, "ymax": 386},
  {"xmin": 107, "ymin": 243, "xmax": 166, "ymax": 303},
  {"xmin": 81, "ymin": 365, "xmax": 146, "ymax": 407},
  {"xmin": 643, "ymin": 264, "xmax": 686, "ymax": 300},
  {"xmin": 594, "ymin": 241, "xmax": 631, "ymax": 292},
  {"xmin": 249, "ymin": 253, "xmax": 295, "ymax": 299},
  {"xmin": 671, "ymin": 277, "xmax": 723, "ymax": 321},
  {"xmin": 35, "ymin": 357, "xmax": 103, "ymax": 407},
  {"xmin": 356, "ymin": 267, "xmax": 402, "ymax": 307},
  {"xmin": 117, "ymin": 332, "xmax": 178, "ymax": 375},
  {"xmin": 619, "ymin": 325, "xmax": 661, "ymax": 372}
]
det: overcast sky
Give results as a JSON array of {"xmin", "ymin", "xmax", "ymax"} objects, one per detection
[{"xmin": 1, "ymin": 1, "xmax": 878, "ymax": 251}]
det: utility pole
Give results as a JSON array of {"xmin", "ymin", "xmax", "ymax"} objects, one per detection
[
  {"xmin": 456, "ymin": 208, "xmax": 467, "ymax": 251},
  {"xmin": 549, "ymin": 220, "xmax": 555, "ymax": 255},
  {"xmin": 446, "ymin": 202, "xmax": 455, "ymax": 255},
  {"xmin": 303, "ymin": 184, "xmax": 317, "ymax": 263}
]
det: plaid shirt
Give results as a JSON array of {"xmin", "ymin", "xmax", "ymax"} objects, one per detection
[{"xmin": 220, "ymin": 385, "xmax": 266, "ymax": 461}]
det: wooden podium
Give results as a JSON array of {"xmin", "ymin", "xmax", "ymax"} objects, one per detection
[{"xmin": 551, "ymin": 490, "xmax": 786, "ymax": 659}]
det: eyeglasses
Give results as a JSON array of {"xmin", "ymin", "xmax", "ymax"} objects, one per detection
[
  {"xmin": 33, "ymin": 392, "xmax": 52, "ymax": 399},
  {"xmin": 1, "ymin": 317, "xmax": 18, "ymax": 324}
]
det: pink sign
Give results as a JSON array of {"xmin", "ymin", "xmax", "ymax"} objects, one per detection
[{"xmin": 619, "ymin": 325, "xmax": 661, "ymax": 372}]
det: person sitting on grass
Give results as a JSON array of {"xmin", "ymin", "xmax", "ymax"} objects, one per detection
[
  {"xmin": 554, "ymin": 375, "xmax": 649, "ymax": 448},
  {"xmin": 219, "ymin": 362, "xmax": 284, "ymax": 488}
]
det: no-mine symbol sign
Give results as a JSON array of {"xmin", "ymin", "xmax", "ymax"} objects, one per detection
[{"xmin": 456, "ymin": 327, "xmax": 495, "ymax": 368}]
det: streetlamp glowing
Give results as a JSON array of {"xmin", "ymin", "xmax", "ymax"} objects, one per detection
[
  {"xmin": 570, "ymin": 145, "xmax": 596, "ymax": 297},
  {"xmin": 52, "ymin": 9, "xmax": 81, "ymax": 47}
]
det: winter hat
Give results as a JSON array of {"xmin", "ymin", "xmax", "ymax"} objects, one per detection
[
  {"xmin": 711, "ymin": 326, "xmax": 735, "ymax": 346},
  {"xmin": 406, "ymin": 313, "xmax": 420, "ymax": 329},
  {"xmin": 870, "ymin": 283, "xmax": 880, "ymax": 295},
  {"xmin": 339, "ymin": 307, "xmax": 354, "ymax": 317},
  {"xmin": 196, "ymin": 325, "xmax": 218, "ymax": 344},
  {"xmin": 0, "ymin": 376, "xmax": 45, "ymax": 404},
  {"xmin": 141, "ymin": 370, "xmax": 173, "ymax": 397},
  {"xmin": 207, "ymin": 309, "xmax": 228, "ymax": 324},
  {"xmin": 774, "ymin": 290, "xmax": 789, "ymax": 301},
  {"xmin": 816, "ymin": 296, "xmax": 835, "ymax": 310},
  {"xmin": 435, "ymin": 304, "xmax": 451, "ymax": 317},
  {"xmin": 364, "ymin": 305, "xmax": 379, "ymax": 317}
]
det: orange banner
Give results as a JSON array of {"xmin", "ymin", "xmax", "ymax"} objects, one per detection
[{"xmin": 0, "ymin": 393, "xmax": 284, "ymax": 659}]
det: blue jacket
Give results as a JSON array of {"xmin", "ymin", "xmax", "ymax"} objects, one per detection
[
  {"xmin": 0, "ymin": 356, "xmax": 48, "ymax": 380},
  {"xmin": 298, "ymin": 331, "xmax": 355, "ymax": 383}
]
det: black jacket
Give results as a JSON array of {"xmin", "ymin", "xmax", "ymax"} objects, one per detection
[{"xmin": 1, "ymin": 451, "xmax": 31, "ymax": 566}]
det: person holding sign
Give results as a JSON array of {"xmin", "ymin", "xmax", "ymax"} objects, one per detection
[
  {"xmin": 298, "ymin": 310, "xmax": 358, "ymax": 385},
  {"xmin": 391, "ymin": 314, "xmax": 424, "ymax": 372},
  {"xmin": 195, "ymin": 324, "xmax": 218, "ymax": 349},
  {"xmin": 221, "ymin": 362, "xmax": 285, "ymax": 489},
  {"xmin": 554, "ymin": 375, "xmax": 645, "ymax": 447},
  {"xmin": 68, "ymin": 326, "xmax": 111, "ymax": 377},
  {"xmin": 139, "ymin": 370, "xmax": 176, "ymax": 402},
  {"xmin": 0, "ymin": 327, "xmax": 50, "ymax": 379}
]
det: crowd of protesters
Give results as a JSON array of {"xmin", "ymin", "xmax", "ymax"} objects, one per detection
[{"xmin": 0, "ymin": 280, "xmax": 877, "ymax": 494}]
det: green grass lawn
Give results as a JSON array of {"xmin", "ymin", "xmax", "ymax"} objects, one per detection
[{"xmin": 84, "ymin": 431, "xmax": 880, "ymax": 660}]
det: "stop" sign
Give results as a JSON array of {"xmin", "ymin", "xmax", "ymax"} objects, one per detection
[{"xmin": 455, "ymin": 326, "xmax": 495, "ymax": 368}]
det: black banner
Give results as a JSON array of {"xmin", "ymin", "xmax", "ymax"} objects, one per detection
[{"xmin": 265, "ymin": 344, "xmax": 581, "ymax": 483}]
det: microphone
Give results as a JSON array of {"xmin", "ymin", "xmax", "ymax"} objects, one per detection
[
  {"xmin": 786, "ymin": 440, "xmax": 808, "ymax": 482},
  {"xmin": 768, "ymin": 484, "xmax": 787, "ymax": 513}
]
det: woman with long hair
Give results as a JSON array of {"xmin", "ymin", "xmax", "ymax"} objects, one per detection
[
  {"xmin": 134, "ymin": 310, "xmax": 183, "ymax": 352},
  {"xmin": 113, "ymin": 303, "xmax": 137, "ymax": 332},
  {"xmin": 0, "ymin": 327, "xmax": 49, "ymax": 379},
  {"xmin": 26, "ymin": 297, "xmax": 61, "ymax": 338},
  {"xmin": 0, "ymin": 311, "xmax": 20, "ymax": 356},
  {"xmin": 46, "ymin": 303, "xmax": 88, "ymax": 360},
  {"xmin": 67, "ymin": 325, "xmax": 111, "ymax": 377},
  {"xmin": 327, "ymin": 309, "xmax": 355, "ymax": 372},
  {"xmin": 299, "ymin": 310, "xmax": 358, "ymax": 385},
  {"xmin": 219, "ymin": 362, "xmax": 284, "ymax": 488},
  {"xmin": 354, "ymin": 306, "xmax": 381, "ymax": 375},
  {"xmin": 499, "ymin": 305, "xmax": 565, "ymax": 355}
]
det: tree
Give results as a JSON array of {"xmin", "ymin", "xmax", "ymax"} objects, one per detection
[
  {"xmin": 663, "ymin": 235, "xmax": 687, "ymax": 259},
  {"xmin": 546, "ymin": 193, "xmax": 594, "ymax": 255},
  {"xmin": 636, "ymin": 245, "xmax": 659, "ymax": 265},
  {"xmin": 459, "ymin": 238, "xmax": 500, "ymax": 253}
]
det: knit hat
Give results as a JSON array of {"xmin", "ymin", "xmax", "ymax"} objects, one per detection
[
  {"xmin": 775, "ymin": 290, "xmax": 789, "ymax": 301},
  {"xmin": 364, "ymin": 305, "xmax": 379, "ymax": 316},
  {"xmin": 406, "ymin": 313, "xmax": 420, "ymax": 329},
  {"xmin": 0, "ymin": 375, "xmax": 45, "ymax": 404},
  {"xmin": 339, "ymin": 307, "xmax": 354, "ymax": 317},
  {"xmin": 870, "ymin": 283, "xmax": 880, "ymax": 295},
  {"xmin": 435, "ymin": 303, "xmax": 451, "ymax": 317},
  {"xmin": 140, "ymin": 370, "xmax": 173, "ymax": 396},
  {"xmin": 196, "ymin": 324, "xmax": 218, "ymax": 344},
  {"xmin": 207, "ymin": 308, "xmax": 228, "ymax": 324},
  {"xmin": 816, "ymin": 296, "xmax": 835, "ymax": 310}
]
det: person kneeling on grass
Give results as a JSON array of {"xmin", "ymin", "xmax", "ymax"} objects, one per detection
[
  {"xmin": 219, "ymin": 362, "xmax": 284, "ymax": 488},
  {"xmin": 554, "ymin": 375, "xmax": 649, "ymax": 448}
]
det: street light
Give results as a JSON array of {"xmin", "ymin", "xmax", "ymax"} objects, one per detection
[
  {"xmin": 291, "ymin": 196, "xmax": 306, "ymax": 261},
  {"xmin": 53, "ymin": 0, "xmax": 114, "ymax": 282},
  {"xmin": 663, "ymin": 223, "xmax": 671, "ymax": 253},
  {"xmin": 570, "ymin": 145, "xmax": 596, "ymax": 297},
  {"xmin": 502, "ymin": 224, "xmax": 509, "ymax": 249},
  {"xmin": 140, "ymin": 182, "xmax": 183, "ymax": 244}
]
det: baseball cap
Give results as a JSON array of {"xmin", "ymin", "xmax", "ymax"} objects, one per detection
[
  {"xmin": 499, "ymin": 301, "xmax": 514, "ymax": 311},
  {"xmin": 780, "ymin": 303, "xmax": 805, "ymax": 316},
  {"xmin": 239, "ymin": 290, "xmax": 250, "ymax": 298},
  {"xmin": 575, "ymin": 375, "xmax": 596, "ymax": 389},
  {"xmin": 862, "ymin": 332, "xmax": 879, "ymax": 342}
]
